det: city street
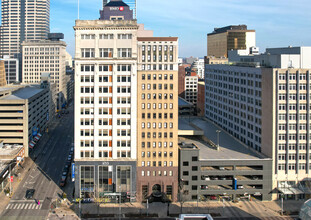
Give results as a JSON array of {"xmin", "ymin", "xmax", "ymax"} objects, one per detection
[{"xmin": 0, "ymin": 105, "xmax": 74, "ymax": 220}]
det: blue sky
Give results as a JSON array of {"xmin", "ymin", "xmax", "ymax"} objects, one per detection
[{"xmin": 2, "ymin": 0, "xmax": 311, "ymax": 58}]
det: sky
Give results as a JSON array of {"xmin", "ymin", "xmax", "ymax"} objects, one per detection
[{"xmin": 1, "ymin": 0, "xmax": 311, "ymax": 58}]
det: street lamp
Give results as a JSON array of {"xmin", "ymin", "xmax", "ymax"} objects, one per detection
[
  {"xmin": 216, "ymin": 130, "xmax": 221, "ymax": 151},
  {"xmin": 119, "ymin": 186, "xmax": 121, "ymax": 220},
  {"xmin": 7, "ymin": 160, "xmax": 16, "ymax": 196}
]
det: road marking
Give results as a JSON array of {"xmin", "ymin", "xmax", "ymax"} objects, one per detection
[
  {"xmin": 6, "ymin": 204, "xmax": 11, "ymax": 209},
  {"xmin": 16, "ymin": 204, "xmax": 22, "ymax": 209},
  {"xmin": 24, "ymin": 203, "xmax": 29, "ymax": 209},
  {"xmin": 20, "ymin": 203, "xmax": 25, "ymax": 209},
  {"xmin": 12, "ymin": 204, "xmax": 18, "ymax": 209},
  {"xmin": 39, "ymin": 204, "xmax": 42, "ymax": 209}
]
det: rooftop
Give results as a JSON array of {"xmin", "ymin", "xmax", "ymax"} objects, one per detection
[
  {"xmin": 0, "ymin": 145, "xmax": 23, "ymax": 157},
  {"xmin": 178, "ymin": 97, "xmax": 193, "ymax": 107},
  {"xmin": 105, "ymin": 0, "xmax": 129, "ymax": 7},
  {"xmin": 179, "ymin": 117, "xmax": 267, "ymax": 160},
  {"xmin": 137, "ymin": 37, "xmax": 178, "ymax": 42},
  {"xmin": 0, "ymin": 86, "xmax": 44, "ymax": 100}
]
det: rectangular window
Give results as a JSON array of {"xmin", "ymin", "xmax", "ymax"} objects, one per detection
[
  {"xmin": 81, "ymin": 48, "xmax": 95, "ymax": 58},
  {"xmin": 99, "ymin": 48, "xmax": 113, "ymax": 58}
]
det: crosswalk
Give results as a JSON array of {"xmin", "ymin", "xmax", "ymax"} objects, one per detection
[{"xmin": 6, "ymin": 202, "xmax": 42, "ymax": 210}]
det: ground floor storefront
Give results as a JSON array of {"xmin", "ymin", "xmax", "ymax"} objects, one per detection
[{"xmin": 74, "ymin": 161, "xmax": 136, "ymax": 202}]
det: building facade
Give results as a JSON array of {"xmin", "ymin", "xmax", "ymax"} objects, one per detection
[
  {"xmin": 136, "ymin": 37, "xmax": 179, "ymax": 202},
  {"xmin": 185, "ymin": 73, "xmax": 198, "ymax": 106},
  {"xmin": 207, "ymin": 25, "xmax": 255, "ymax": 58},
  {"xmin": 178, "ymin": 64, "xmax": 190, "ymax": 99},
  {"xmin": 0, "ymin": 0, "xmax": 50, "ymax": 58},
  {"xmin": 0, "ymin": 86, "xmax": 50, "ymax": 157},
  {"xmin": 205, "ymin": 62, "xmax": 311, "ymax": 199},
  {"xmin": 0, "ymin": 61, "xmax": 7, "ymax": 87},
  {"xmin": 21, "ymin": 38, "xmax": 68, "ymax": 108},
  {"xmin": 191, "ymin": 58, "xmax": 204, "ymax": 79},
  {"xmin": 0, "ymin": 57, "xmax": 19, "ymax": 84},
  {"xmin": 73, "ymin": 10, "xmax": 138, "ymax": 199}
]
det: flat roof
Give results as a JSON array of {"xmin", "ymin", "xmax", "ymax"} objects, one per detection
[
  {"xmin": 178, "ymin": 97, "xmax": 193, "ymax": 107},
  {"xmin": 137, "ymin": 37, "xmax": 178, "ymax": 42},
  {"xmin": 0, "ymin": 145, "xmax": 23, "ymax": 156},
  {"xmin": 1, "ymin": 86, "xmax": 44, "ymax": 100},
  {"xmin": 180, "ymin": 118, "xmax": 266, "ymax": 160}
]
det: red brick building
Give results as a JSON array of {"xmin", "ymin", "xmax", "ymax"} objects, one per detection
[
  {"xmin": 178, "ymin": 64, "xmax": 190, "ymax": 98},
  {"xmin": 197, "ymin": 81, "xmax": 205, "ymax": 116}
]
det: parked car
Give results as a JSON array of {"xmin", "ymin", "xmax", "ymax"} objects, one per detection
[
  {"xmin": 62, "ymin": 171, "xmax": 67, "ymax": 179},
  {"xmin": 237, "ymin": 185, "xmax": 244, "ymax": 189},
  {"xmin": 67, "ymin": 155, "xmax": 72, "ymax": 161},
  {"xmin": 210, "ymin": 195, "xmax": 217, "ymax": 200},
  {"xmin": 59, "ymin": 179, "xmax": 66, "ymax": 187},
  {"xmin": 25, "ymin": 189, "xmax": 35, "ymax": 199}
]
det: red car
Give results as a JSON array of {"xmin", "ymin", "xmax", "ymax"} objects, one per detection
[{"xmin": 210, "ymin": 195, "xmax": 217, "ymax": 200}]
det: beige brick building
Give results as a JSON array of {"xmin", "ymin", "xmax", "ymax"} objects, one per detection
[
  {"xmin": 137, "ymin": 37, "xmax": 179, "ymax": 201},
  {"xmin": 21, "ymin": 39, "xmax": 68, "ymax": 108},
  {"xmin": 0, "ymin": 61, "xmax": 7, "ymax": 87}
]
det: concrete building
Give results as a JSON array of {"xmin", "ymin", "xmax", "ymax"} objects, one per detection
[
  {"xmin": 137, "ymin": 37, "xmax": 179, "ymax": 202},
  {"xmin": 178, "ymin": 118, "xmax": 272, "ymax": 201},
  {"xmin": 207, "ymin": 25, "xmax": 256, "ymax": 58},
  {"xmin": 74, "ymin": 1, "xmax": 139, "ymax": 199},
  {"xmin": 191, "ymin": 58, "xmax": 204, "ymax": 79},
  {"xmin": 0, "ymin": 56, "xmax": 19, "ymax": 84},
  {"xmin": 205, "ymin": 53, "xmax": 311, "ymax": 199},
  {"xmin": 185, "ymin": 72, "xmax": 198, "ymax": 106},
  {"xmin": 0, "ymin": 85, "xmax": 50, "ymax": 157},
  {"xmin": 0, "ymin": 0, "xmax": 50, "ymax": 58},
  {"xmin": 0, "ymin": 61, "xmax": 7, "ymax": 87},
  {"xmin": 229, "ymin": 46, "xmax": 311, "ymax": 69},
  {"xmin": 21, "ymin": 34, "xmax": 68, "ymax": 109}
]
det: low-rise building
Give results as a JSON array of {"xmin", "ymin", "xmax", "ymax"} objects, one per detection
[{"xmin": 178, "ymin": 117, "xmax": 272, "ymax": 201}]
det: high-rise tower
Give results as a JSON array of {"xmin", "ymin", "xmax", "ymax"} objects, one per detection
[{"xmin": 0, "ymin": 0, "xmax": 50, "ymax": 58}]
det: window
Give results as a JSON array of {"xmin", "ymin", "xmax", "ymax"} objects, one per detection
[
  {"xmin": 99, "ymin": 48, "xmax": 113, "ymax": 58},
  {"xmin": 117, "ymin": 34, "xmax": 132, "ymax": 39},
  {"xmin": 118, "ymin": 48, "xmax": 132, "ymax": 58},
  {"xmin": 81, "ymin": 34, "xmax": 95, "ymax": 39},
  {"xmin": 81, "ymin": 48, "xmax": 95, "ymax": 58},
  {"xmin": 100, "ymin": 34, "xmax": 114, "ymax": 39}
]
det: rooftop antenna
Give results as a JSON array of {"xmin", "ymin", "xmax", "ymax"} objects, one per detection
[{"xmin": 78, "ymin": 0, "xmax": 80, "ymax": 19}]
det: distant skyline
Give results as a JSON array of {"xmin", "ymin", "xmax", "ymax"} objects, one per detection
[{"xmin": 1, "ymin": 0, "xmax": 311, "ymax": 58}]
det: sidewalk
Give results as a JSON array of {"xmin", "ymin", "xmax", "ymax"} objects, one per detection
[
  {"xmin": 0, "ymin": 157, "xmax": 34, "ymax": 214},
  {"xmin": 47, "ymin": 199, "xmax": 304, "ymax": 219}
]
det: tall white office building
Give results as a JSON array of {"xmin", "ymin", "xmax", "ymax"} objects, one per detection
[{"xmin": 0, "ymin": 0, "xmax": 50, "ymax": 58}]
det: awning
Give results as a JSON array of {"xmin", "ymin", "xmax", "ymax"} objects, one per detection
[
  {"xmin": 301, "ymin": 187, "xmax": 311, "ymax": 194},
  {"xmin": 289, "ymin": 187, "xmax": 304, "ymax": 195},
  {"xmin": 34, "ymin": 136, "xmax": 40, "ymax": 141},
  {"xmin": 37, "ymin": 133, "xmax": 42, "ymax": 137},
  {"xmin": 278, "ymin": 188, "xmax": 294, "ymax": 195},
  {"xmin": 29, "ymin": 142, "xmax": 35, "ymax": 149}
]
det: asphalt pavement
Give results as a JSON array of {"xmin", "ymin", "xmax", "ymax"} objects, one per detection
[{"xmin": 0, "ymin": 105, "xmax": 74, "ymax": 220}]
